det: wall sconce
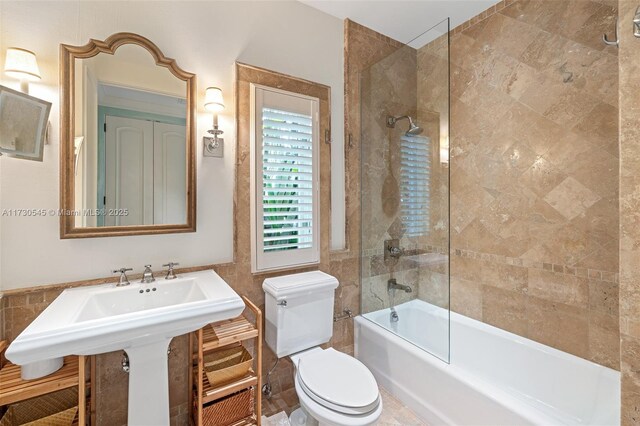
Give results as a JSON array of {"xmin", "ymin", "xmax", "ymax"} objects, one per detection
[
  {"xmin": 203, "ymin": 86, "xmax": 224, "ymax": 157},
  {"xmin": 4, "ymin": 47, "xmax": 41, "ymax": 94}
]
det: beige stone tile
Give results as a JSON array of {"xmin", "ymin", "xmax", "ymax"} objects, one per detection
[
  {"xmin": 473, "ymin": 12, "xmax": 542, "ymax": 59},
  {"xmin": 451, "ymin": 276, "xmax": 483, "ymax": 320},
  {"xmin": 519, "ymin": 31, "xmax": 571, "ymax": 72},
  {"xmin": 565, "ymin": 146, "xmax": 619, "ymax": 200},
  {"xmin": 482, "ymin": 285, "xmax": 528, "ymax": 336},
  {"xmin": 589, "ymin": 280, "xmax": 619, "ymax": 317},
  {"xmin": 543, "ymin": 129, "xmax": 593, "ymax": 172},
  {"xmin": 378, "ymin": 388, "xmax": 426, "ymax": 426},
  {"xmin": 572, "ymin": 3, "xmax": 618, "ymax": 52},
  {"xmin": 518, "ymin": 157, "xmax": 567, "ymax": 198},
  {"xmin": 573, "ymin": 102, "xmax": 618, "ymax": 157},
  {"xmin": 543, "ymin": 177, "xmax": 601, "ymax": 220},
  {"xmin": 526, "ymin": 296, "xmax": 589, "ymax": 359},
  {"xmin": 571, "ymin": 196, "xmax": 619, "ymax": 249},
  {"xmin": 483, "ymin": 262, "xmax": 528, "ymax": 294},
  {"xmin": 620, "ymin": 335, "xmax": 640, "ymax": 425},
  {"xmin": 528, "ymin": 269, "xmax": 589, "ymax": 309},
  {"xmin": 589, "ymin": 311, "xmax": 620, "ymax": 370}
]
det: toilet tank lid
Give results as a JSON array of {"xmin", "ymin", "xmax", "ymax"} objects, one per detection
[{"xmin": 263, "ymin": 271, "xmax": 338, "ymax": 298}]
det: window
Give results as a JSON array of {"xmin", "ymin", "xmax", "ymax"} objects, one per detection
[
  {"xmin": 250, "ymin": 84, "xmax": 320, "ymax": 272},
  {"xmin": 400, "ymin": 134, "xmax": 430, "ymax": 237}
]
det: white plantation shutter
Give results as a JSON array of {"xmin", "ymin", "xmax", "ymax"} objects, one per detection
[
  {"xmin": 262, "ymin": 108, "xmax": 314, "ymax": 252},
  {"xmin": 251, "ymin": 85, "xmax": 320, "ymax": 272},
  {"xmin": 400, "ymin": 135, "xmax": 430, "ymax": 237}
]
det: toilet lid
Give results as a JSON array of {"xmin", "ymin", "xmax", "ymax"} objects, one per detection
[{"xmin": 297, "ymin": 348, "xmax": 379, "ymax": 414}]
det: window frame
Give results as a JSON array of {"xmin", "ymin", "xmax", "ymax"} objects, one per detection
[{"xmin": 249, "ymin": 83, "xmax": 321, "ymax": 273}]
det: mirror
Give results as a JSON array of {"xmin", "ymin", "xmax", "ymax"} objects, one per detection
[
  {"xmin": 0, "ymin": 85, "xmax": 51, "ymax": 161},
  {"xmin": 60, "ymin": 33, "xmax": 196, "ymax": 238}
]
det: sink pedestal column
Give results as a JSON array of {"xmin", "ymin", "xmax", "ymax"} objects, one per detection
[{"xmin": 125, "ymin": 338, "xmax": 172, "ymax": 425}]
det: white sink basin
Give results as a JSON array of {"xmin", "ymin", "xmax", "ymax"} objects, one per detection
[{"xmin": 6, "ymin": 270, "xmax": 245, "ymax": 425}]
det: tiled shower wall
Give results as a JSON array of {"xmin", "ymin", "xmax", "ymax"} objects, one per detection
[
  {"xmin": 448, "ymin": 0, "xmax": 620, "ymax": 369},
  {"xmin": 353, "ymin": 0, "xmax": 620, "ymax": 370},
  {"xmin": 356, "ymin": 20, "xmax": 451, "ymax": 316},
  {"xmin": 359, "ymin": 42, "xmax": 422, "ymax": 312},
  {"xmin": 618, "ymin": 1, "xmax": 640, "ymax": 423}
]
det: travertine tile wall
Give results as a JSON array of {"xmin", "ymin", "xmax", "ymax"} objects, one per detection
[
  {"xmin": 448, "ymin": 0, "xmax": 620, "ymax": 369},
  {"xmin": 345, "ymin": 20, "xmax": 407, "ymax": 314},
  {"xmin": 618, "ymin": 1, "xmax": 640, "ymax": 423},
  {"xmin": 355, "ymin": 20, "xmax": 451, "ymax": 316},
  {"xmin": 416, "ymin": 29, "xmax": 451, "ymax": 310},
  {"xmin": 349, "ymin": 0, "xmax": 620, "ymax": 369},
  {"xmin": 359, "ymin": 42, "xmax": 421, "ymax": 312}
]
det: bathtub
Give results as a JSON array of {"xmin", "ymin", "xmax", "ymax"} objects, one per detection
[{"xmin": 355, "ymin": 299, "xmax": 620, "ymax": 426}]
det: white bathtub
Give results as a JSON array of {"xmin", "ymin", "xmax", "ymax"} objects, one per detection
[{"xmin": 355, "ymin": 299, "xmax": 620, "ymax": 426}]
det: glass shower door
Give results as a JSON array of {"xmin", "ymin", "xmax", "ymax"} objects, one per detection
[{"xmin": 359, "ymin": 18, "xmax": 451, "ymax": 363}]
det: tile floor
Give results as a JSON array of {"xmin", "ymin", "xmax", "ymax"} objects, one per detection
[
  {"xmin": 262, "ymin": 386, "xmax": 426, "ymax": 425},
  {"xmin": 377, "ymin": 388, "xmax": 426, "ymax": 425}
]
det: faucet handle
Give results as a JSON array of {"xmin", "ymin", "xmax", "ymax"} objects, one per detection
[
  {"xmin": 163, "ymin": 262, "xmax": 179, "ymax": 280},
  {"xmin": 112, "ymin": 268, "xmax": 132, "ymax": 287}
]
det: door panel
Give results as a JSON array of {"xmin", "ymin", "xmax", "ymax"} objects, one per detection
[
  {"xmin": 105, "ymin": 115, "xmax": 153, "ymax": 226},
  {"xmin": 153, "ymin": 122, "xmax": 187, "ymax": 224}
]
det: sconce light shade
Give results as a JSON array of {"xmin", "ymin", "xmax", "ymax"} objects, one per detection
[
  {"xmin": 4, "ymin": 48, "xmax": 41, "ymax": 81},
  {"xmin": 204, "ymin": 87, "xmax": 224, "ymax": 112}
]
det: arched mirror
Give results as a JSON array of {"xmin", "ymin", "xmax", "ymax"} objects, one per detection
[{"xmin": 60, "ymin": 33, "xmax": 196, "ymax": 238}]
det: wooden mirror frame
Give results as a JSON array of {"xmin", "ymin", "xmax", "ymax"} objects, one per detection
[{"xmin": 59, "ymin": 32, "xmax": 196, "ymax": 239}]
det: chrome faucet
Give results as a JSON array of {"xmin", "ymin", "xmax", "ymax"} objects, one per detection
[
  {"xmin": 384, "ymin": 239, "xmax": 404, "ymax": 260},
  {"xmin": 112, "ymin": 268, "xmax": 132, "ymax": 287},
  {"xmin": 388, "ymin": 278, "xmax": 412, "ymax": 293},
  {"xmin": 141, "ymin": 265, "xmax": 156, "ymax": 283},
  {"xmin": 390, "ymin": 307, "xmax": 399, "ymax": 322},
  {"xmin": 163, "ymin": 262, "xmax": 179, "ymax": 280},
  {"xmin": 388, "ymin": 278, "xmax": 411, "ymax": 323}
]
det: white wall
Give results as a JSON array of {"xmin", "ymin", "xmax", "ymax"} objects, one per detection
[{"xmin": 0, "ymin": 0, "xmax": 345, "ymax": 291}]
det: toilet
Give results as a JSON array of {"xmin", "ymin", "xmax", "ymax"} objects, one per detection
[{"xmin": 263, "ymin": 271, "xmax": 382, "ymax": 426}]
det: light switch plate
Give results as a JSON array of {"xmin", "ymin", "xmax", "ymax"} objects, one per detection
[{"xmin": 203, "ymin": 137, "xmax": 223, "ymax": 158}]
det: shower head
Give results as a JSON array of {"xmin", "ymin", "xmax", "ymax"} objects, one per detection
[
  {"xmin": 386, "ymin": 115, "xmax": 423, "ymax": 136},
  {"xmin": 406, "ymin": 121, "xmax": 423, "ymax": 136}
]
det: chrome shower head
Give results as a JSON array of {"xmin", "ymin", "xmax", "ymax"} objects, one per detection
[
  {"xmin": 406, "ymin": 121, "xmax": 423, "ymax": 136},
  {"xmin": 386, "ymin": 115, "xmax": 423, "ymax": 136}
]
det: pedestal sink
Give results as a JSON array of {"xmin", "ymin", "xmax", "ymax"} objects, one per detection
[{"xmin": 5, "ymin": 270, "xmax": 245, "ymax": 425}]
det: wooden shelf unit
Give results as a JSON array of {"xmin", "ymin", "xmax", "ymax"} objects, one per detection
[
  {"xmin": 199, "ymin": 370, "xmax": 258, "ymax": 404},
  {"xmin": 0, "ymin": 342, "xmax": 89, "ymax": 425},
  {"xmin": 191, "ymin": 296, "xmax": 262, "ymax": 426},
  {"xmin": 228, "ymin": 415, "xmax": 258, "ymax": 426}
]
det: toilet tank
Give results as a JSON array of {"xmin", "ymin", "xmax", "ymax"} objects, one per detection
[{"xmin": 263, "ymin": 271, "xmax": 339, "ymax": 358}]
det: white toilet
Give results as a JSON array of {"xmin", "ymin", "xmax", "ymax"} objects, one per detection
[{"xmin": 263, "ymin": 271, "xmax": 382, "ymax": 426}]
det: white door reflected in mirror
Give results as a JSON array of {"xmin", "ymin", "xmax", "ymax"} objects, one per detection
[
  {"xmin": 72, "ymin": 44, "xmax": 188, "ymax": 228},
  {"xmin": 103, "ymin": 115, "xmax": 186, "ymax": 227}
]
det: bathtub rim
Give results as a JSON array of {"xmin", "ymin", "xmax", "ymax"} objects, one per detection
[{"xmin": 355, "ymin": 299, "xmax": 621, "ymax": 426}]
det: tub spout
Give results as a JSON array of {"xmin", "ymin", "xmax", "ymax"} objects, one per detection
[
  {"xmin": 388, "ymin": 278, "xmax": 412, "ymax": 293},
  {"xmin": 390, "ymin": 307, "xmax": 399, "ymax": 322}
]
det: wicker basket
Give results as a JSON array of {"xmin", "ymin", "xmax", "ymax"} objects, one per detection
[
  {"xmin": 203, "ymin": 345, "xmax": 253, "ymax": 387},
  {"xmin": 0, "ymin": 388, "xmax": 78, "ymax": 426},
  {"xmin": 199, "ymin": 389, "xmax": 254, "ymax": 426}
]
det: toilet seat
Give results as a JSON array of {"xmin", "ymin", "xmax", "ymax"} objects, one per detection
[
  {"xmin": 294, "ymin": 371, "xmax": 383, "ymax": 426},
  {"xmin": 296, "ymin": 348, "xmax": 380, "ymax": 416}
]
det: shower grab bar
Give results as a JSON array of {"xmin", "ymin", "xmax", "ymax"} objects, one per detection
[{"xmin": 603, "ymin": 16, "xmax": 619, "ymax": 47}]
